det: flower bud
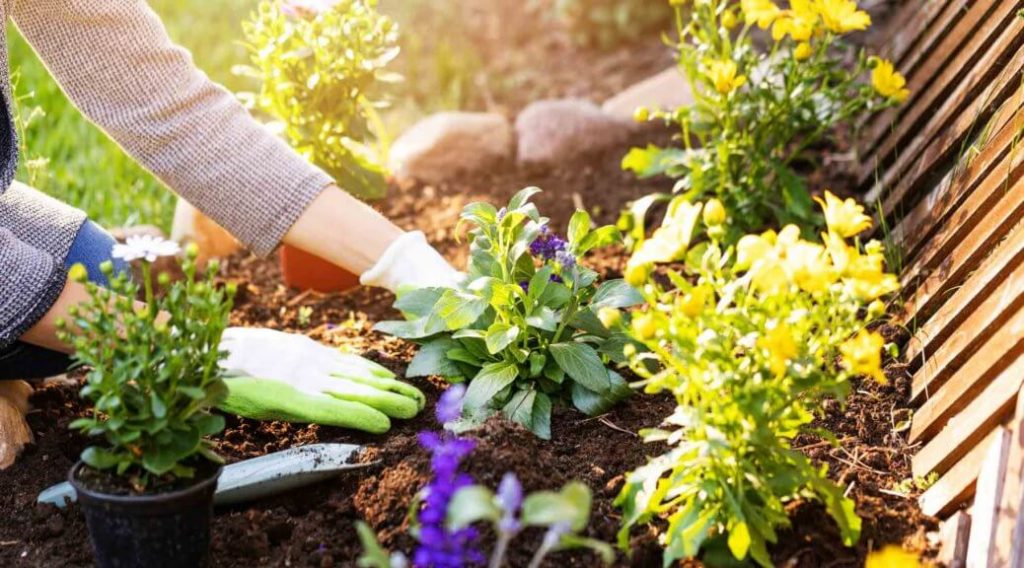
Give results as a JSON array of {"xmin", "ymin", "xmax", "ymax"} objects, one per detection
[
  {"xmin": 867, "ymin": 299, "xmax": 886, "ymax": 318},
  {"xmin": 598, "ymin": 307, "xmax": 621, "ymax": 329},
  {"xmin": 68, "ymin": 263, "xmax": 89, "ymax": 283},
  {"xmin": 703, "ymin": 198, "xmax": 726, "ymax": 227},
  {"xmin": 157, "ymin": 272, "xmax": 171, "ymax": 286},
  {"xmin": 721, "ymin": 10, "xmax": 738, "ymax": 29},
  {"xmin": 185, "ymin": 242, "xmax": 200, "ymax": 259},
  {"xmin": 633, "ymin": 106, "xmax": 650, "ymax": 123},
  {"xmin": 632, "ymin": 313, "xmax": 658, "ymax": 340},
  {"xmin": 794, "ymin": 42, "xmax": 813, "ymax": 60},
  {"xmin": 623, "ymin": 343, "xmax": 637, "ymax": 357},
  {"xmin": 624, "ymin": 262, "xmax": 650, "ymax": 287}
]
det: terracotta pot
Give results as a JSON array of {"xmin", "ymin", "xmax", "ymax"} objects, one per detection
[{"xmin": 279, "ymin": 244, "xmax": 361, "ymax": 292}]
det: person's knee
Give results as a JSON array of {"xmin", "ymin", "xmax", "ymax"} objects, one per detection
[{"xmin": 64, "ymin": 221, "xmax": 129, "ymax": 286}]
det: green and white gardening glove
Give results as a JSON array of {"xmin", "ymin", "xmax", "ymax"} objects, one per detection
[
  {"xmin": 217, "ymin": 328, "xmax": 425, "ymax": 434},
  {"xmin": 360, "ymin": 231, "xmax": 463, "ymax": 294}
]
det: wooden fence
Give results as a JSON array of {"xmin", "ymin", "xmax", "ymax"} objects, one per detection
[{"xmin": 863, "ymin": 1, "xmax": 1024, "ymax": 565}]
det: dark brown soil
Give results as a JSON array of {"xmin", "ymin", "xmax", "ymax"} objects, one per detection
[{"xmin": 0, "ymin": 130, "xmax": 934, "ymax": 567}]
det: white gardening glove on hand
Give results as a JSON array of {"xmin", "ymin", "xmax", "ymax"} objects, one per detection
[
  {"xmin": 217, "ymin": 327, "xmax": 425, "ymax": 434},
  {"xmin": 360, "ymin": 230, "xmax": 462, "ymax": 293}
]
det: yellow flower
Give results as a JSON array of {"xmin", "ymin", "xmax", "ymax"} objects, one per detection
[
  {"xmin": 735, "ymin": 234, "xmax": 773, "ymax": 271},
  {"xmin": 784, "ymin": 240, "xmax": 835, "ymax": 293},
  {"xmin": 751, "ymin": 257, "xmax": 789, "ymax": 294},
  {"xmin": 772, "ymin": 0, "xmax": 818, "ymax": 41},
  {"xmin": 815, "ymin": 0, "xmax": 871, "ymax": 34},
  {"xmin": 68, "ymin": 262, "xmax": 89, "ymax": 283},
  {"xmin": 706, "ymin": 59, "xmax": 747, "ymax": 95},
  {"xmin": 633, "ymin": 106, "xmax": 650, "ymax": 123},
  {"xmin": 624, "ymin": 261, "xmax": 650, "ymax": 287},
  {"xmin": 632, "ymin": 313, "xmax": 658, "ymax": 340},
  {"xmin": 840, "ymin": 329, "xmax": 887, "ymax": 384},
  {"xmin": 721, "ymin": 10, "xmax": 738, "ymax": 29},
  {"xmin": 630, "ymin": 199, "xmax": 703, "ymax": 267},
  {"xmin": 741, "ymin": 0, "xmax": 781, "ymax": 29},
  {"xmin": 703, "ymin": 198, "xmax": 727, "ymax": 226},
  {"xmin": 872, "ymin": 59, "xmax": 910, "ymax": 102},
  {"xmin": 816, "ymin": 190, "xmax": 872, "ymax": 238},
  {"xmin": 865, "ymin": 546, "xmax": 920, "ymax": 568},
  {"xmin": 597, "ymin": 307, "xmax": 621, "ymax": 328},
  {"xmin": 794, "ymin": 41, "xmax": 814, "ymax": 60},
  {"xmin": 678, "ymin": 286, "xmax": 709, "ymax": 317},
  {"xmin": 759, "ymin": 322, "xmax": 798, "ymax": 376}
]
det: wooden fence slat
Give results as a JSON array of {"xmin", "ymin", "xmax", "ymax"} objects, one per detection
[
  {"xmin": 937, "ymin": 511, "xmax": 971, "ymax": 568},
  {"xmin": 902, "ymin": 218, "xmax": 1024, "ymax": 356},
  {"xmin": 859, "ymin": 0, "xmax": 989, "ymax": 161},
  {"xmin": 876, "ymin": 0, "xmax": 951, "ymax": 71},
  {"xmin": 907, "ymin": 254, "xmax": 1024, "ymax": 405},
  {"xmin": 992, "ymin": 386, "xmax": 1024, "ymax": 566},
  {"xmin": 891, "ymin": 94, "xmax": 1024, "ymax": 275},
  {"xmin": 965, "ymin": 427, "xmax": 1011, "ymax": 568},
  {"xmin": 911, "ymin": 353, "xmax": 1021, "ymax": 478},
  {"xmin": 871, "ymin": 14, "xmax": 1024, "ymax": 216},
  {"xmin": 921, "ymin": 428, "xmax": 1003, "ymax": 518},
  {"xmin": 910, "ymin": 302, "xmax": 1024, "ymax": 442}
]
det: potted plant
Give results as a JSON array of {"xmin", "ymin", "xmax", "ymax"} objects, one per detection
[
  {"xmin": 239, "ymin": 0, "xmax": 399, "ymax": 292},
  {"xmin": 58, "ymin": 238, "xmax": 235, "ymax": 567}
]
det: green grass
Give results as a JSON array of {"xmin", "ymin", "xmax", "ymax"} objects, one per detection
[
  {"xmin": 10, "ymin": 0, "xmax": 260, "ymax": 233},
  {"xmin": 8, "ymin": 0, "xmax": 486, "ymax": 232}
]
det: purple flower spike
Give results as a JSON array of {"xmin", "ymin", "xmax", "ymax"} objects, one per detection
[
  {"xmin": 415, "ymin": 426, "xmax": 483, "ymax": 567},
  {"xmin": 496, "ymin": 473, "xmax": 523, "ymax": 533},
  {"xmin": 435, "ymin": 384, "xmax": 467, "ymax": 425},
  {"xmin": 496, "ymin": 207, "xmax": 508, "ymax": 222},
  {"xmin": 555, "ymin": 250, "xmax": 576, "ymax": 271},
  {"xmin": 529, "ymin": 227, "xmax": 568, "ymax": 261}
]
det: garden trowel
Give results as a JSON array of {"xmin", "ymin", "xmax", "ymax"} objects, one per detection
[{"xmin": 37, "ymin": 443, "xmax": 371, "ymax": 508}]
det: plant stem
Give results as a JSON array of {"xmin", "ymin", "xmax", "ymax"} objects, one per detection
[
  {"xmin": 488, "ymin": 533, "xmax": 512, "ymax": 568},
  {"xmin": 526, "ymin": 542, "xmax": 553, "ymax": 568}
]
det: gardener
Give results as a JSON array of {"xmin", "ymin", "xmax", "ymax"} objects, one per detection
[{"xmin": 0, "ymin": 2, "xmax": 460, "ymax": 467}]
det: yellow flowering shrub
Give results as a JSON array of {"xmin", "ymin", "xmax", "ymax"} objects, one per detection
[
  {"xmin": 621, "ymin": 0, "xmax": 908, "ymax": 242},
  {"xmin": 612, "ymin": 193, "xmax": 898, "ymax": 566}
]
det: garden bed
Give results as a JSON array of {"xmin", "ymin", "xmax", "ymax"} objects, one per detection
[{"xmin": 1, "ymin": 133, "xmax": 934, "ymax": 566}]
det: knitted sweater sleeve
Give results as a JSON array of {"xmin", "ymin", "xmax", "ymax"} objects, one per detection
[
  {"xmin": 0, "ymin": 228, "xmax": 66, "ymax": 350},
  {"xmin": 11, "ymin": 0, "xmax": 335, "ymax": 255}
]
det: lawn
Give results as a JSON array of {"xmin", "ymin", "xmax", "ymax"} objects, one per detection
[{"xmin": 8, "ymin": 0, "xmax": 477, "ymax": 233}]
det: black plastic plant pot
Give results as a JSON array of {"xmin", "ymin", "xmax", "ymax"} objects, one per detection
[{"xmin": 68, "ymin": 461, "xmax": 222, "ymax": 568}]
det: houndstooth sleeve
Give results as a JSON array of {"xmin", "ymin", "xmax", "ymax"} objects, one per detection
[
  {"xmin": 0, "ymin": 228, "xmax": 67, "ymax": 350},
  {"xmin": 11, "ymin": 0, "xmax": 335, "ymax": 256}
]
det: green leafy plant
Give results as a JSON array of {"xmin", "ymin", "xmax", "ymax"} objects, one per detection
[
  {"xmin": 621, "ymin": 0, "xmax": 908, "ymax": 241},
  {"xmin": 60, "ymin": 241, "xmax": 235, "ymax": 488},
  {"xmin": 611, "ymin": 193, "xmax": 898, "ymax": 565},
  {"xmin": 374, "ymin": 188, "xmax": 642, "ymax": 439},
  {"xmin": 239, "ymin": 0, "xmax": 399, "ymax": 199},
  {"xmin": 543, "ymin": 0, "xmax": 672, "ymax": 49}
]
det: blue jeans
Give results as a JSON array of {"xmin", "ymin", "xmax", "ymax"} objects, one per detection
[{"xmin": 0, "ymin": 220, "xmax": 128, "ymax": 380}]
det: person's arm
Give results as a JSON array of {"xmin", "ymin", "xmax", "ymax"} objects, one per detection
[
  {"xmin": 11, "ymin": 1, "xmax": 364, "ymax": 263},
  {"xmin": 0, "ymin": 228, "xmax": 70, "ymax": 352}
]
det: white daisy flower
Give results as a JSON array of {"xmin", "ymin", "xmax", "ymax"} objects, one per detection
[{"xmin": 112, "ymin": 235, "xmax": 181, "ymax": 263}]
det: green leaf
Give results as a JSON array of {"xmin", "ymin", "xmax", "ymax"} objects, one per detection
[
  {"xmin": 568, "ymin": 309, "xmax": 609, "ymax": 338},
  {"xmin": 394, "ymin": 287, "xmax": 445, "ymax": 318},
  {"xmin": 522, "ymin": 481, "xmax": 592, "ymax": 530},
  {"xmin": 355, "ymin": 522, "xmax": 392, "ymax": 568},
  {"xmin": 447, "ymin": 485, "xmax": 500, "ymax": 530},
  {"xmin": 81, "ymin": 446, "xmax": 121, "ymax": 470},
  {"xmin": 531, "ymin": 392, "xmax": 552, "ymax": 440},
  {"xmin": 528, "ymin": 353, "xmax": 547, "ymax": 377},
  {"xmin": 621, "ymin": 145, "xmax": 686, "ymax": 178},
  {"xmin": 431, "ymin": 290, "xmax": 489, "ymax": 330},
  {"xmin": 577, "ymin": 225, "xmax": 622, "ymax": 255},
  {"xmin": 503, "ymin": 388, "xmax": 538, "ymax": 429},
  {"xmin": 447, "ymin": 347, "xmax": 483, "ymax": 367},
  {"xmin": 568, "ymin": 210, "xmax": 592, "ymax": 247},
  {"xmin": 549, "ymin": 343, "xmax": 612, "ymax": 392},
  {"xmin": 526, "ymin": 306, "xmax": 559, "ymax": 332},
  {"xmin": 150, "ymin": 392, "xmax": 167, "ymax": 419},
  {"xmin": 463, "ymin": 362, "xmax": 519, "ymax": 410},
  {"xmin": 408, "ymin": 338, "xmax": 464, "ymax": 378},
  {"xmin": 485, "ymin": 322, "xmax": 520, "ymax": 354},
  {"xmin": 558, "ymin": 535, "xmax": 615, "ymax": 565},
  {"xmin": 373, "ymin": 318, "xmax": 432, "ymax": 339},
  {"xmin": 728, "ymin": 522, "xmax": 751, "ymax": 560},
  {"xmin": 528, "ymin": 265, "xmax": 554, "ymax": 301},
  {"xmin": 461, "ymin": 202, "xmax": 498, "ymax": 227},
  {"xmin": 193, "ymin": 413, "xmax": 225, "ymax": 437},
  {"xmin": 592, "ymin": 279, "xmax": 644, "ymax": 309},
  {"xmin": 571, "ymin": 371, "xmax": 632, "ymax": 416},
  {"xmin": 508, "ymin": 186, "xmax": 542, "ymax": 210}
]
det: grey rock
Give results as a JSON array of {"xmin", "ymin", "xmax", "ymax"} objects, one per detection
[
  {"xmin": 388, "ymin": 112, "xmax": 514, "ymax": 184},
  {"xmin": 515, "ymin": 99, "xmax": 634, "ymax": 169}
]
